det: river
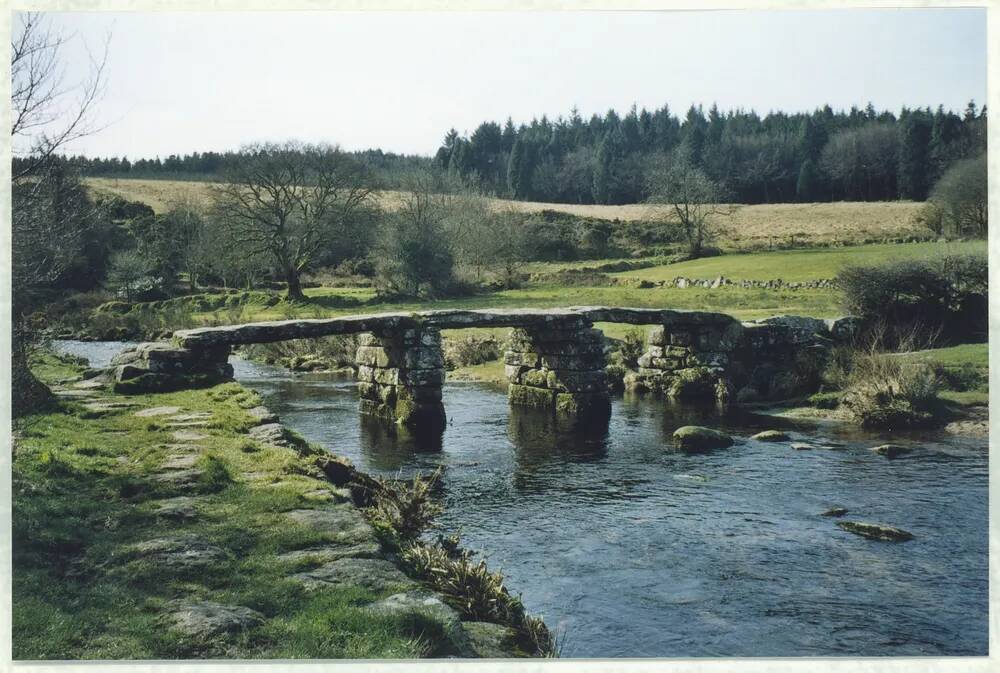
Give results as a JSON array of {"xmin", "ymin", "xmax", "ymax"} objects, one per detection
[{"xmin": 56, "ymin": 340, "xmax": 989, "ymax": 658}]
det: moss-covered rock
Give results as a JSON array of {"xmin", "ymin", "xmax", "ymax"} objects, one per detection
[
  {"xmin": 672, "ymin": 426, "xmax": 734, "ymax": 452},
  {"xmin": 751, "ymin": 430, "xmax": 790, "ymax": 442}
]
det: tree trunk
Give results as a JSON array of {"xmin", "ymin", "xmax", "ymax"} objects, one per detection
[{"xmin": 285, "ymin": 268, "xmax": 305, "ymax": 301}]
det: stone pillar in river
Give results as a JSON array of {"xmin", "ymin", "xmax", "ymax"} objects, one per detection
[
  {"xmin": 504, "ymin": 318, "xmax": 611, "ymax": 420},
  {"xmin": 629, "ymin": 320, "xmax": 743, "ymax": 401},
  {"xmin": 354, "ymin": 326, "xmax": 447, "ymax": 431}
]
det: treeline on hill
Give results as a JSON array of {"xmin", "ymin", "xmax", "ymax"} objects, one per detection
[
  {"xmin": 431, "ymin": 101, "xmax": 986, "ymax": 205},
  {"xmin": 21, "ymin": 148, "xmax": 433, "ymax": 188},
  {"xmin": 51, "ymin": 102, "xmax": 988, "ymax": 208}
]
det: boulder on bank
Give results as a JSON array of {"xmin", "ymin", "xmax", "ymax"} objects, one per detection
[
  {"xmin": 672, "ymin": 426, "xmax": 734, "ymax": 452},
  {"xmin": 836, "ymin": 520, "xmax": 914, "ymax": 542},
  {"xmin": 751, "ymin": 430, "xmax": 790, "ymax": 442}
]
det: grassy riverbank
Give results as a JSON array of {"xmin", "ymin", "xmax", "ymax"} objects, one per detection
[{"xmin": 13, "ymin": 353, "xmax": 547, "ymax": 659}]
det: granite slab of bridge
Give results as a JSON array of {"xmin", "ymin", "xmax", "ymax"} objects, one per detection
[{"xmin": 110, "ymin": 307, "xmax": 859, "ymax": 432}]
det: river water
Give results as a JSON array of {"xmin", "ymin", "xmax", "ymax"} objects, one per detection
[{"xmin": 57, "ymin": 341, "xmax": 989, "ymax": 658}]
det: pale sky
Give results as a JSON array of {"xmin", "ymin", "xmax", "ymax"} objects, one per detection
[{"xmin": 41, "ymin": 8, "xmax": 987, "ymax": 159}]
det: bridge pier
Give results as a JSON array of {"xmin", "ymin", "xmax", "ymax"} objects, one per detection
[
  {"xmin": 354, "ymin": 326, "xmax": 447, "ymax": 431},
  {"xmin": 504, "ymin": 319, "xmax": 611, "ymax": 421},
  {"xmin": 630, "ymin": 320, "xmax": 744, "ymax": 401}
]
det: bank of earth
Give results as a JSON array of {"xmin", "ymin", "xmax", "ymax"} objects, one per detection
[{"xmin": 12, "ymin": 352, "xmax": 549, "ymax": 660}]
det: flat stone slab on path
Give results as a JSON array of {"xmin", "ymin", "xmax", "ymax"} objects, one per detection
[
  {"xmin": 153, "ymin": 468, "xmax": 205, "ymax": 490},
  {"xmin": 126, "ymin": 536, "xmax": 228, "ymax": 570},
  {"xmin": 162, "ymin": 454, "xmax": 200, "ymax": 470},
  {"xmin": 292, "ymin": 557, "xmax": 416, "ymax": 593},
  {"xmin": 166, "ymin": 600, "xmax": 264, "ymax": 639},
  {"xmin": 173, "ymin": 430, "xmax": 209, "ymax": 442},
  {"xmin": 152, "ymin": 496, "xmax": 201, "ymax": 521},
  {"xmin": 277, "ymin": 540, "xmax": 382, "ymax": 565},
  {"xmin": 284, "ymin": 506, "xmax": 378, "ymax": 544},
  {"xmin": 135, "ymin": 406, "xmax": 183, "ymax": 417}
]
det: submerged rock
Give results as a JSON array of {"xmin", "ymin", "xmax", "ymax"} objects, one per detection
[
  {"xmin": 870, "ymin": 444, "xmax": 913, "ymax": 459},
  {"xmin": 836, "ymin": 521, "xmax": 914, "ymax": 542},
  {"xmin": 821, "ymin": 507, "xmax": 849, "ymax": 517},
  {"xmin": 672, "ymin": 426, "xmax": 734, "ymax": 452},
  {"xmin": 751, "ymin": 430, "xmax": 790, "ymax": 442}
]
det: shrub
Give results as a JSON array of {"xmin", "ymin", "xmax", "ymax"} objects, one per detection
[
  {"xmin": 442, "ymin": 335, "xmax": 500, "ymax": 369},
  {"xmin": 618, "ymin": 328, "xmax": 645, "ymax": 369},
  {"xmin": 367, "ymin": 470, "xmax": 442, "ymax": 543},
  {"xmin": 837, "ymin": 253, "xmax": 987, "ymax": 346}
]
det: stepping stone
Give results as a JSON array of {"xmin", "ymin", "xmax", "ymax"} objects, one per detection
[
  {"xmin": 167, "ymin": 421, "xmax": 210, "ymax": 428},
  {"xmin": 153, "ymin": 496, "xmax": 200, "ymax": 521},
  {"xmin": 276, "ymin": 540, "xmax": 382, "ymax": 565},
  {"xmin": 166, "ymin": 600, "xmax": 264, "ymax": 639},
  {"xmin": 135, "ymin": 406, "xmax": 183, "ymax": 417},
  {"xmin": 173, "ymin": 430, "xmax": 209, "ymax": 442},
  {"xmin": 292, "ymin": 557, "xmax": 416, "ymax": 593},
  {"xmin": 126, "ymin": 536, "xmax": 227, "ymax": 569},
  {"xmin": 162, "ymin": 454, "xmax": 200, "ymax": 470}
]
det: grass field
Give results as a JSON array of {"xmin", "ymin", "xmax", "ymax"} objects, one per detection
[
  {"xmin": 612, "ymin": 240, "xmax": 987, "ymax": 283},
  {"xmin": 84, "ymin": 177, "xmax": 928, "ymax": 247}
]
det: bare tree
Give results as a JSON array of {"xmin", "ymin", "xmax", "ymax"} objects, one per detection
[
  {"xmin": 12, "ymin": 13, "xmax": 109, "ymax": 182},
  {"xmin": 646, "ymin": 156, "xmax": 734, "ymax": 258},
  {"xmin": 10, "ymin": 12, "xmax": 110, "ymax": 417},
  {"xmin": 212, "ymin": 142, "xmax": 374, "ymax": 301}
]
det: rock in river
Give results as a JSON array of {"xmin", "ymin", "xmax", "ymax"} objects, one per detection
[
  {"xmin": 836, "ymin": 520, "xmax": 914, "ymax": 542},
  {"xmin": 751, "ymin": 430, "xmax": 790, "ymax": 442},
  {"xmin": 870, "ymin": 444, "xmax": 913, "ymax": 459},
  {"xmin": 672, "ymin": 426, "xmax": 734, "ymax": 452},
  {"xmin": 821, "ymin": 507, "xmax": 849, "ymax": 517}
]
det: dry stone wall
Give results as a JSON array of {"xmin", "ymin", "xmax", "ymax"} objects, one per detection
[{"xmin": 354, "ymin": 327, "xmax": 447, "ymax": 431}]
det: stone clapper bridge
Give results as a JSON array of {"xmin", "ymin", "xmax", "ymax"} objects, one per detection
[{"xmin": 111, "ymin": 307, "xmax": 859, "ymax": 432}]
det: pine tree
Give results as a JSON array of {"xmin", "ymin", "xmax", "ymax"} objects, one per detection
[
  {"xmin": 898, "ymin": 110, "xmax": 933, "ymax": 200},
  {"xmin": 796, "ymin": 159, "xmax": 821, "ymax": 202}
]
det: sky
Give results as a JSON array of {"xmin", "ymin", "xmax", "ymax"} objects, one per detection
[{"xmin": 38, "ymin": 8, "xmax": 988, "ymax": 159}]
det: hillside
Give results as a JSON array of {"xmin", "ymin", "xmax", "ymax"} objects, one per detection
[{"xmin": 84, "ymin": 177, "xmax": 929, "ymax": 247}]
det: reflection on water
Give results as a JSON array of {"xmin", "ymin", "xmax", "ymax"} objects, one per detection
[{"xmin": 56, "ymin": 341, "xmax": 989, "ymax": 658}]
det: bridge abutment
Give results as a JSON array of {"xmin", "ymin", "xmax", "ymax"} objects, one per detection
[
  {"xmin": 504, "ymin": 320, "xmax": 611, "ymax": 421},
  {"xmin": 355, "ymin": 326, "xmax": 447, "ymax": 431}
]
